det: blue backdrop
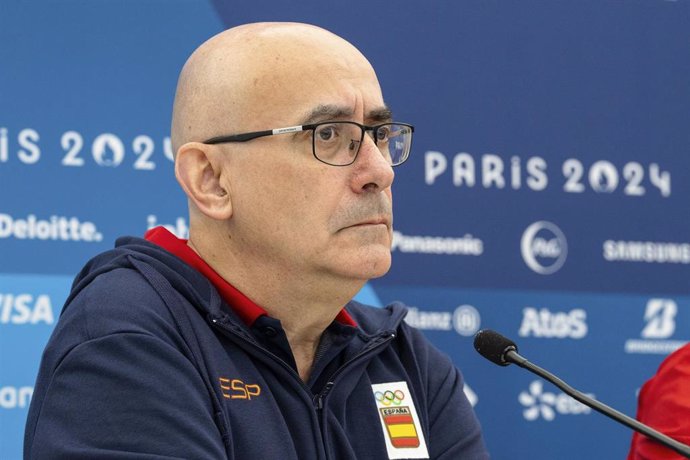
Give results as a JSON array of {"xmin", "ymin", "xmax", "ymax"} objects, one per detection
[{"xmin": 2, "ymin": 1, "xmax": 689, "ymax": 458}]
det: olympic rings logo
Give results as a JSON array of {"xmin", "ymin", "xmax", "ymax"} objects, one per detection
[{"xmin": 375, "ymin": 390, "xmax": 405, "ymax": 406}]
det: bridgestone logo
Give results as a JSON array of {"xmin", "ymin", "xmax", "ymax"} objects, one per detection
[
  {"xmin": 624, "ymin": 340, "xmax": 687, "ymax": 354},
  {"xmin": 603, "ymin": 240, "xmax": 690, "ymax": 264}
]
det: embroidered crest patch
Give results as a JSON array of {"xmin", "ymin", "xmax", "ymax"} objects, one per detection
[{"xmin": 371, "ymin": 381, "xmax": 429, "ymax": 459}]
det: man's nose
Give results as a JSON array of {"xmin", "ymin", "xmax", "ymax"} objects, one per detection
[{"xmin": 350, "ymin": 134, "xmax": 395, "ymax": 193}]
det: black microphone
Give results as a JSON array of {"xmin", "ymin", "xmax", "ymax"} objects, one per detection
[{"xmin": 473, "ymin": 329, "xmax": 690, "ymax": 459}]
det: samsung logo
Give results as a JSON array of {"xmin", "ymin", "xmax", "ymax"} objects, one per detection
[{"xmin": 604, "ymin": 240, "xmax": 690, "ymax": 264}]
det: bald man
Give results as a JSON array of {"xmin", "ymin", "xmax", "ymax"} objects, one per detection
[{"xmin": 25, "ymin": 23, "xmax": 488, "ymax": 459}]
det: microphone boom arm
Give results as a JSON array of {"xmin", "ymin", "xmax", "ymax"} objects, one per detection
[{"xmin": 506, "ymin": 349, "xmax": 690, "ymax": 459}]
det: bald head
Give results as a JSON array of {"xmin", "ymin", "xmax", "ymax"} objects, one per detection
[
  {"xmin": 171, "ymin": 23, "xmax": 397, "ymax": 308},
  {"xmin": 171, "ymin": 22, "xmax": 381, "ymax": 154}
]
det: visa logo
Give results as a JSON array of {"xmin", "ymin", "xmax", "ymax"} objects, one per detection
[{"xmin": 0, "ymin": 293, "xmax": 54, "ymax": 325}]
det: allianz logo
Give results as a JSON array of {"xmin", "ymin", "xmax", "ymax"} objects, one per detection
[
  {"xmin": 520, "ymin": 221, "xmax": 568, "ymax": 275},
  {"xmin": 519, "ymin": 380, "xmax": 591, "ymax": 421},
  {"xmin": 0, "ymin": 293, "xmax": 54, "ymax": 325},
  {"xmin": 518, "ymin": 307, "xmax": 587, "ymax": 339},
  {"xmin": 0, "ymin": 386, "xmax": 33, "ymax": 409},
  {"xmin": 624, "ymin": 299, "xmax": 687, "ymax": 355},
  {"xmin": 404, "ymin": 305, "xmax": 480, "ymax": 336}
]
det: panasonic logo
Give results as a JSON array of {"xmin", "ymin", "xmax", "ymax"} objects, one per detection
[{"xmin": 391, "ymin": 231, "xmax": 483, "ymax": 256}]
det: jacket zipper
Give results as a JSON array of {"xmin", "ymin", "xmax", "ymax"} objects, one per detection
[
  {"xmin": 210, "ymin": 317, "xmax": 397, "ymax": 460},
  {"xmin": 313, "ymin": 332, "xmax": 396, "ymax": 410},
  {"xmin": 312, "ymin": 332, "xmax": 397, "ymax": 458},
  {"xmin": 209, "ymin": 318, "xmax": 329, "ymax": 458}
]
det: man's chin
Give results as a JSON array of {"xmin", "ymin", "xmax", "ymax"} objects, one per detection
[{"xmin": 347, "ymin": 249, "xmax": 392, "ymax": 280}]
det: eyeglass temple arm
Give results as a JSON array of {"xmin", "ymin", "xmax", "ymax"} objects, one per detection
[{"xmin": 204, "ymin": 130, "xmax": 274, "ymax": 145}]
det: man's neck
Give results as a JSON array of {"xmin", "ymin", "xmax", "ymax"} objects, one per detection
[{"xmin": 187, "ymin": 233, "xmax": 363, "ymax": 382}]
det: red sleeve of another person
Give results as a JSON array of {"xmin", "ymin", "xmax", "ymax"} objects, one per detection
[{"xmin": 628, "ymin": 343, "xmax": 690, "ymax": 460}]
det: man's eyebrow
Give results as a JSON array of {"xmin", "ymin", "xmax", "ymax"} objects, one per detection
[
  {"xmin": 366, "ymin": 107, "xmax": 393, "ymax": 123},
  {"xmin": 300, "ymin": 105, "xmax": 354, "ymax": 125},
  {"xmin": 298, "ymin": 105, "xmax": 394, "ymax": 125}
]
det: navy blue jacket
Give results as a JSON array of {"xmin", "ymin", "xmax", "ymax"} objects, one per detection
[{"xmin": 25, "ymin": 236, "xmax": 488, "ymax": 459}]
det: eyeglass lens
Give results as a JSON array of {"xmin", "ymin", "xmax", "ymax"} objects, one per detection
[{"xmin": 312, "ymin": 122, "xmax": 412, "ymax": 166}]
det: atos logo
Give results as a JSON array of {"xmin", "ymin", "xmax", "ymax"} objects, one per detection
[
  {"xmin": 624, "ymin": 299, "xmax": 686, "ymax": 354},
  {"xmin": 520, "ymin": 221, "xmax": 568, "ymax": 275},
  {"xmin": 518, "ymin": 307, "xmax": 587, "ymax": 339},
  {"xmin": 518, "ymin": 380, "xmax": 591, "ymax": 421}
]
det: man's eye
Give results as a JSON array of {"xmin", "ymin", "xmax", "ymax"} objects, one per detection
[
  {"xmin": 376, "ymin": 126, "xmax": 390, "ymax": 141},
  {"xmin": 317, "ymin": 126, "xmax": 338, "ymax": 141}
]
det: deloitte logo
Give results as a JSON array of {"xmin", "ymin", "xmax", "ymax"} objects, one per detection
[
  {"xmin": 0, "ymin": 213, "xmax": 102, "ymax": 242},
  {"xmin": 518, "ymin": 380, "xmax": 591, "ymax": 421},
  {"xmin": 520, "ymin": 221, "xmax": 568, "ymax": 275}
]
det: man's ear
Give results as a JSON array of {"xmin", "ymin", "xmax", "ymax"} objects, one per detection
[{"xmin": 175, "ymin": 142, "xmax": 233, "ymax": 220}]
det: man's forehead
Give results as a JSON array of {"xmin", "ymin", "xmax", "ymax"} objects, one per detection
[{"xmin": 299, "ymin": 104, "xmax": 393, "ymax": 125}]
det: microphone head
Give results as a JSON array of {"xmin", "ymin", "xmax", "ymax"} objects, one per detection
[{"xmin": 473, "ymin": 329, "xmax": 518, "ymax": 366}]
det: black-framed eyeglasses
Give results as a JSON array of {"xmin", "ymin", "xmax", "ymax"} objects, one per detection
[{"xmin": 203, "ymin": 121, "xmax": 414, "ymax": 167}]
